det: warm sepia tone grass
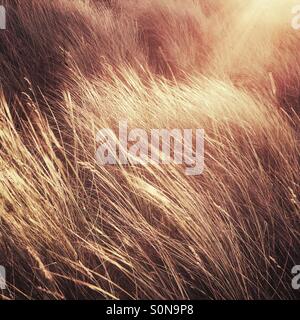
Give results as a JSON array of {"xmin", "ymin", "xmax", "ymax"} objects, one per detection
[{"xmin": 0, "ymin": 0, "xmax": 299, "ymax": 299}]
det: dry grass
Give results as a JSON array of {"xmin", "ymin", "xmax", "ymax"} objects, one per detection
[{"xmin": 0, "ymin": 0, "xmax": 299, "ymax": 299}]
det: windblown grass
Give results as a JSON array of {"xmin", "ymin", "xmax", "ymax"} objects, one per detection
[{"xmin": 0, "ymin": 0, "xmax": 299, "ymax": 299}]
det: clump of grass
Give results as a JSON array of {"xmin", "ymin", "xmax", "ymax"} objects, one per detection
[{"xmin": 0, "ymin": 0, "xmax": 299, "ymax": 299}]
